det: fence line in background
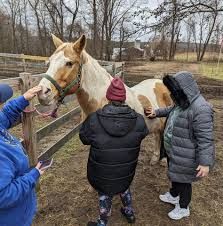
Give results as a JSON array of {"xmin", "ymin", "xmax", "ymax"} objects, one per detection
[{"xmin": 0, "ymin": 53, "xmax": 125, "ymax": 77}]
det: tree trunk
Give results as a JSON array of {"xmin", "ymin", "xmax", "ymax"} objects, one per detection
[
  {"xmin": 93, "ymin": 0, "xmax": 98, "ymax": 58},
  {"xmin": 100, "ymin": 23, "xmax": 105, "ymax": 59},
  {"xmin": 172, "ymin": 26, "xmax": 180, "ymax": 59},
  {"xmin": 24, "ymin": 8, "xmax": 30, "ymax": 53},
  {"xmin": 199, "ymin": 13, "xmax": 217, "ymax": 61},
  {"xmin": 169, "ymin": 0, "xmax": 177, "ymax": 61}
]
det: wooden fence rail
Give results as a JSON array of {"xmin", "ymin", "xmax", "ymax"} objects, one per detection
[
  {"xmin": 0, "ymin": 57, "xmax": 125, "ymax": 165},
  {"xmin": 36, "ymin": 106, "xmax": 81, "ymax": 142},
  {"xmin": 0, "ymin": 53, "xmax": 125, "ymax": 78}
]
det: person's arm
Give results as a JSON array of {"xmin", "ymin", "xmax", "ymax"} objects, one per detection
[
  {"xmin": 155, "ymin": 106, "xmax": 174, "ymax": 118},
  {"xmin": 0, "ymin": 86, "xmax": 42, "ymax": 129},
  {"xmin": 193, "ymin": 105, "xmax": 215, "ymax": 177},
  {"xmin": 0, "ymin": 154, "xmax": 40, "ymax": 209},
  {"xmin": 0, "ymin": 96, "xmax": 29, "ymax": 129},
  {"xmin": 79, "ymin": 115, "xmax": 94, "ymax": 145},
  {"xmin": 145, "ymin": 106, "xmax": 174, "ymax": 119}
]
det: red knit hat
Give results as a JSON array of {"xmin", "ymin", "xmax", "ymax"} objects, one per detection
[{"xmin": 106, "ymin": 78, "xmax": 126, "ymax": 101}]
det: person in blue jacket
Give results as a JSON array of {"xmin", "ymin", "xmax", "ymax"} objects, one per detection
[{"xmin": 0, "ymin": 84, "xmax": 46, "ymax": 226}]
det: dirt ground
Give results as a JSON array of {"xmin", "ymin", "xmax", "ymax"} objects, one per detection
[{"xmin": 32, "ymin": 61, "xmax": 223, "ymax": 226}]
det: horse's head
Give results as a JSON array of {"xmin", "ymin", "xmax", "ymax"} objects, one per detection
[{"xmin": 38, "ymin": 34, "xmax": 87, "ymax": 106}]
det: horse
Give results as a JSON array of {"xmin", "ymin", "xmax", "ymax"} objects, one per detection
[{"xmin": 37, "ymin": 34, "xmax": 172, "ymax": 165}]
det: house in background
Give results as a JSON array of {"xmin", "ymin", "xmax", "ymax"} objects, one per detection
[{"xmin": 112, "ymin": 39, "xmax": 145, "ymax": 61}]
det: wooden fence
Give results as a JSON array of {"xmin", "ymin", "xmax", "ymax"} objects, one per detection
[
  {"xmin": 0, "ymin": 53, "xmax": 125, "ymax": 78},
  {"xmin": 0, "ymin": 58, "xmax": 125, "ymax": 166}
]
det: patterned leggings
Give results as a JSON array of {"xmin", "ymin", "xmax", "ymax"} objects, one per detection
[{"xmin": 98, "ymin": 189, "xmax": 133, "ymax": 226}]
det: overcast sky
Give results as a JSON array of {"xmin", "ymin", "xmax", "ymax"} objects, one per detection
[{"xmin": 126, "ymin": 0, "xmax": 161, "ymax": 41}]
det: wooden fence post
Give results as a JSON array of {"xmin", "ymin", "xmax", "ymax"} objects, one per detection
[
  {"xmin": 21, "ymin": 54, "xmax": 27, "ymax": 72},
  {"xmin": 19, "ymin": 72, "xmax": 37, "ymax": 167}
]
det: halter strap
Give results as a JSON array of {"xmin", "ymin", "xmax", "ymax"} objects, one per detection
[{"xmin": 44, "ymin": 63, "xmax": 82, "ymax": 103}]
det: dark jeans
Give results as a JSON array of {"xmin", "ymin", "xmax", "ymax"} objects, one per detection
[
  {"xmin": 170, "ymin": 182, "xmax": 192, "ymax": 208},
  {"xmin": 98, "ymin": 189, "xmax": 133, "ymax": 225}
]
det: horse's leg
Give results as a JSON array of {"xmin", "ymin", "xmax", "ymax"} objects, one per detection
[
  {"xmin": 81, "ymin": 110, "xmax": 87, "ymax": 122},
  {"xmin": 150, "ymin": 131, "xmax": 161, "ymax": 165},
  {"xmin": 149, "ymin": 119, "xmax": 166, "ymax": 165}
]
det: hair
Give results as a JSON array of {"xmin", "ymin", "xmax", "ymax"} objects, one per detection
[
  {"xmin": 110, "ymin": 100, "xmax": 125, "ymax": 106},
  {"xmin": 163, "ymin": 74, "xmax": 190, "ymax": 109}
]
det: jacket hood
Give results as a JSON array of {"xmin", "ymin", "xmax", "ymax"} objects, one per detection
[
  {"xmin": 97, "ymin": 104, "xmax": 137, "ymax": 137},
  {"xmin": 174, "ymin": 71, "xmax": 200, "ymax": 103}
]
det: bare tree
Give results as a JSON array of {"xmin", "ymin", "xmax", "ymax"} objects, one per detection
[
  {"xmin": 100, "ymin": 0, "xmax": 137, "ymax": 60},
  {"xmin": 191, "ymin": 10, "xmax": 218, "ymax": 61},
  {"xmin": 0, "ymin": 10, "xmax": 11, "ymax": 52},
  {"xmin": 137, "ymin": 0, "xmax": 222, "ymax": 61},
  {"xmin": 118, "ymin": 14, "xmax": 142, "ymax": 61},
  {"xmin": 62, "ymin": 0, "xmax": 80, "ymax": 40},
  {"xmin": 44, "ymin": 0, "xmax": 79, "ymax": 40},
  {"xmin": 28, "ymin": 0, "xmax": 47, "ymax": 55},
  {"xmin": 86, "ymin": 0, "xmax": 100, "ymax": 58},
  {"xmin": 2, "ymin": 0, "xmax": 20, "ymax": 53}
]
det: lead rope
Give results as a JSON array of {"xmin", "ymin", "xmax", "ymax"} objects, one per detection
[{"xmin": 23, "ymin": 107, "xmax": 58, "ymax": 118}]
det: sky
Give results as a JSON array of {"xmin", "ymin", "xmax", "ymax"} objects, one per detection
[{"xmin": 124, "ymin": 0, "xmax": 161, "ymax": 41}]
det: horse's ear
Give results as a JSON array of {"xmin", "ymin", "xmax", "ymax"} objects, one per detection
[
  {"xmin": 51, "ymin": 34, "xmax": 63, "ymax": 48},
  {"xmin": 73, "ymin": 35, "xmax": 86, "ymax": 53}
]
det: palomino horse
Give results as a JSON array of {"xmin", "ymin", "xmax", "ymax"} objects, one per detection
[{"xmin": 38, "ymin": 34, "xmax": 172, "ymax": 164}]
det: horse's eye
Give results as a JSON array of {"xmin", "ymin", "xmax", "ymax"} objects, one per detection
[{"xmin": 66, "ymin": 61, "xmax": 73, "ymax": 67}]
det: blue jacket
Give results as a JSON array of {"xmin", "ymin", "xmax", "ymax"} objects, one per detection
[{"xmin": 0, "ymin": 96, "xmax": 40, "ymax": 226}]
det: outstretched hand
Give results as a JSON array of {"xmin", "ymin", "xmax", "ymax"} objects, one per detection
[
  {"xmin": 35, "ymin": 162, "xmax": 46, "ymax": 175},
  {"xmin": 23, "ymin": 86, "xmax": 42, "ymax": 101},
  {"xmin": 144, "ymin": 107, "xmax": 156, "ymax": 119},
  {"xmin": 196, "ymin": 165, "xmax": 209, "ymax": 178}
]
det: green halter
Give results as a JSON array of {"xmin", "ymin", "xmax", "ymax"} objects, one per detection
[{"xmin": 44, "ymin": 63, "xmax": 83, "ymax": 103}]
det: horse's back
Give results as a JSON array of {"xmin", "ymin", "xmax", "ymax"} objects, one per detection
[{"xmin": 131, "ymin": 79, "xmax": 172, "ymax": 109}]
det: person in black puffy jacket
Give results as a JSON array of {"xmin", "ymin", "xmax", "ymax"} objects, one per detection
[{"xmin": 79, "ymin": 78, "xmax": 149, "ymax": 226}]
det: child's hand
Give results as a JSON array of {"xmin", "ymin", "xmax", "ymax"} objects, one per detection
[
  {"xmin": 23, "ymin": 86, "xmax": 42, "ymax": 101},
  {"xmin": 35, "ymin": 162, "xmax": 46, "ymax": 175},
  {"xmin": 196, "ymin": 165, "xmax": 209, "ymax": 177},
  {"xmin": 144, "ymin": 107, "xmax": 156, "ymax": 119}
]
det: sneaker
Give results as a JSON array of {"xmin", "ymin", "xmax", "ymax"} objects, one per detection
[
  {"xmin": 159, "ymin": 192, "xmax": 179, "ymax": 205},
  {"xmin": 168, "ymin": 204, "xmax": 190, "ymax": 220},
  {"xmin": 120, "ymin": 207, "xmax": 136, "ymax": 224}
]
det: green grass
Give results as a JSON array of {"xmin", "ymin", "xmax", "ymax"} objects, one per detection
[
  {"xmin": 175, "ymin": 52, "xmax": 221, "ymax": 62},
  {"xmin": 199, "ymin": 62, "xmax": 223, "ymax": 80},
  {"xmin": 174, "ymin": 52, "xmax": 223, "ymax": 80},
  {"xmin": 175, "ymin": 52, "xmax": 198, "ymax": 62}
]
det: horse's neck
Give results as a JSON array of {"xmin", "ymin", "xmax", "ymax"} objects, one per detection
[
  {"xmin": 76, "ymin": 52, "xmax": 112, "ymax": 115},
  {"xmin": 76, "ymin": 52, "xmax": 143, "ymax": 116}
]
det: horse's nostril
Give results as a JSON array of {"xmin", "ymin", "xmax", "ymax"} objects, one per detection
[{"xmin": 44, "ymin": 88, "xmax": 51, "ymax": 95}]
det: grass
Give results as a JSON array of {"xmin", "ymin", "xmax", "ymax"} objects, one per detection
[
  {"xmin": 199, "ymin": 62, "xmax": 223, "ymax": 80},
  {"xmin": 38, "ymin": 134, "xmax": 81, "ymax": 184},
  {"xmin": 48, "ymin": 134, "xmax": 82, "ymax": 165},
  {"xmin": 175, "ymin": 52, "xmax": 223, "ymax": 80},
  {"xmin": 175, "ymin": 52, "xmax": 221, "ymax": 62},
  {"xmin": 175, "ymin": 52, "xmax": 198, "ymax": 62}
]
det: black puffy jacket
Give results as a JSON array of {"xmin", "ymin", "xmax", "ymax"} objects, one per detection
[{"xmin": 79, "ymin": 103, "xmax": 149, "ymax": 195}]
